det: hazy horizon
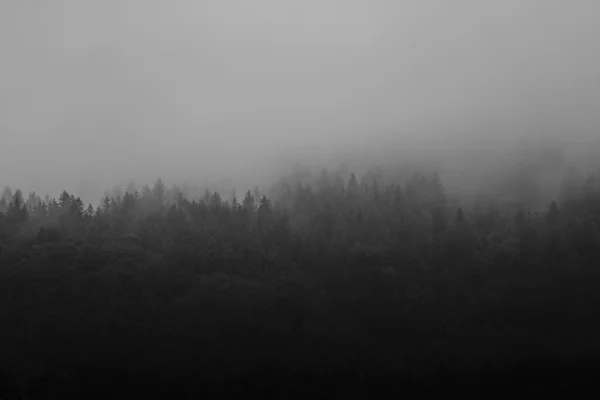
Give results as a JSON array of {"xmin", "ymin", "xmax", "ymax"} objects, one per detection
[{"xmin": 2, "ymin": 0, "xmax": 600, "ymax": 203}]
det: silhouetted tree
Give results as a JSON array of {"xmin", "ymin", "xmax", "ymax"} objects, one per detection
[
  {"xmin": 243, "ymin": 190, "xmax": 256, "ymax": 212},
  {"xmin": 231, "ymin": 193, "xmax": 240, "ymax": 213},
  {"xmin": 210, "ymin": 192, "xmax": 222, "ymax": 211},
  {"xmin": 58, "ymin": 191, "xmax": 71, "ymax": 208},
  {"xmin": 257, "ymin": 196, "xmax": 273, "ymax": 230},
  {"xmin": 3, "ymin": 163, "xmax": 600, "ymax": 398},
  {"xmin": 85, "ymin": 203, "xmax": 95, "ymax": 218},
  {"xmin": 153, "ymin": 179, "xmax": 166, "ymax": 206},
  {"xmin": 101, "ymin": 196, "xmax": 111, "ymax": 214}
]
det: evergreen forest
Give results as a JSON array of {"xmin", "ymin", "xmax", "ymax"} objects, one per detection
[{"xmin": 2, "ymin": 162, "xmax": 600, "ymax": 398}]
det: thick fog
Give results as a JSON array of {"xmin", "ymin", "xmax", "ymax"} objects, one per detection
[{"xmin": 1, "ymin": 0, "xmax": 600, "ymax": 204}]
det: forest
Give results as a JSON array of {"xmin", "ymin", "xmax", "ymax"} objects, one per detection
[{"xmin": 1, "ymin": 159, "xmax": 600, "ymax": 399}]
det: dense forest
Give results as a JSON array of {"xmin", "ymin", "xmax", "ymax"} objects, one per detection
[{"xmin": 1, "ymin": 161, "xmax": 600, "ymax": 399}]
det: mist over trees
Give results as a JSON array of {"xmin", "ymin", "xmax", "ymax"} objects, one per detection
[
  {"xmin": 2, "ymin": 148, "xmax": 600, "ymax": 397},
  {"xmin": 3, "ymin": 0, "xmax": 600, "ymax": 397}
]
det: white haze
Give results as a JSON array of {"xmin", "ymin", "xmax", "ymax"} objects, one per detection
[{"xmin": 1, "ymin": 0, "xmax": 600, "ymax": 204}]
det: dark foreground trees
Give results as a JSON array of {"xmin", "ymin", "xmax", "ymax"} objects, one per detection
[{"xmin": 1, "ymin": 168, "xmax": 600, "ymax": 398}]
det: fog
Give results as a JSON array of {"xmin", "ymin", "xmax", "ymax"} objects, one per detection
[{"xmin": 1, "ymin": 0, "xmax": 600, "ymax": 204}]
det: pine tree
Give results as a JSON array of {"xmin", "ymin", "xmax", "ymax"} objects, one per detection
[
  {"xmin": 70, "ymin": 197, "xmax": 84, "ymax": 217},
  {"xmin": 153, "ymin": 179, "xmax": 166, "ymax": 205},
  {"xmin": 102, "ymin": 196, "xmax": 111, "ymax": 213},
  {"xmin": 257, "ymin": 195, "xmax": 273, "ymax": 231},
  {"xmin": 231, "ymin": 191, "xmax": 240, "ymax": 212},
  {"xmin": 243, "ymin": 190, "xmax": 255, "ymax": 212},
  {"xmin": 258, "ymin": 196, "xmax": 271, "ymax": 213},
  {"xmin": 7, "ymin": 189, "xmax": 27, "ymax": 223},
  {"xmin": 48, "ymin": 199, "xmax": 60, "ymax": 219},
  {"xmin": 12, "ymin": 189, "xmax": 23, "ymax": 210},
  {"xmin": 210, "ymin": 192, "xmax": 222, "ymax": 210},
  {"xmin": 58, "ymin": 191, "xmax": 71, "ymax": 208}
]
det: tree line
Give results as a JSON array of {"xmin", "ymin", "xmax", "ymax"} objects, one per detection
[{"xmin": 1, "ymin": 165, "xmax": 600, "ymax": 398}]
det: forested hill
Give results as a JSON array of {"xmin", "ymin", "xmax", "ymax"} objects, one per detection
[{"xmin": 1, "ymin": 166, "xmax": 600, "ymax": 398}]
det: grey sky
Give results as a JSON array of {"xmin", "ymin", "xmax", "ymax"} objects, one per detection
[{"xmin": 1, "ymin": 0, "xmax": 600, "ymax": 202}]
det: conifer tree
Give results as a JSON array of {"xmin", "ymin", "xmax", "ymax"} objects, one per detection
[{"xmin": 243, "ymin": 190, "xmax": 255, "ymax": 212}]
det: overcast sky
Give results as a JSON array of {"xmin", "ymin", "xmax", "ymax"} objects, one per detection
[{"xmin": 1, "ymin": 0, "xmax": 599, "ymax": 201}]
